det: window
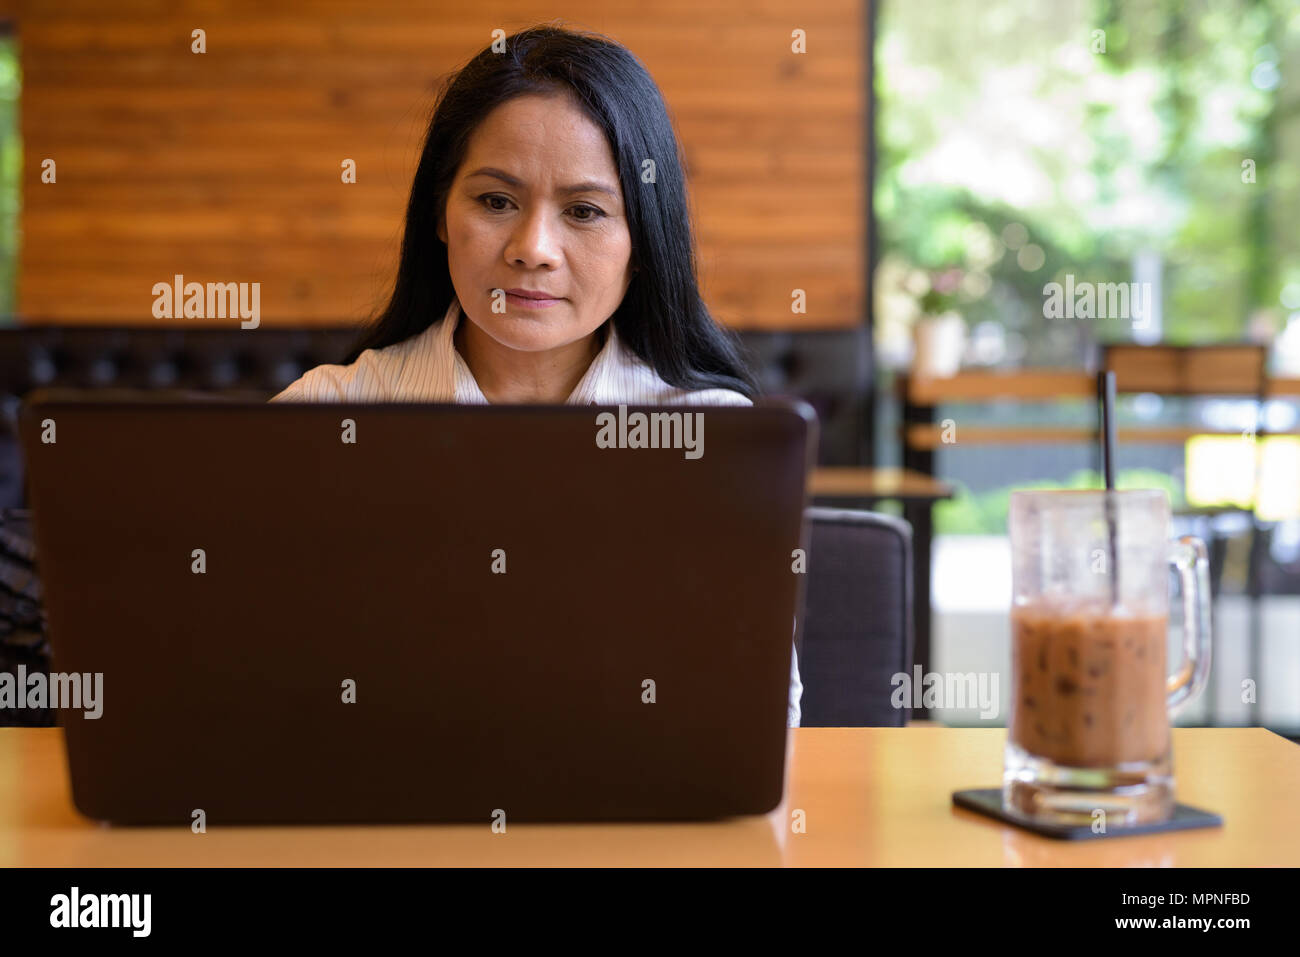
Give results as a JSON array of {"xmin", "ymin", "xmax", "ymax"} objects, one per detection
[{"xmin": 875, "ymin": 0, "xmax": 1300, "ymax": 371}]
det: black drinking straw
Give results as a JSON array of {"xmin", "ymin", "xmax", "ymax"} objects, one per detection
[{"xmin": 1098, "ymin": 371, "xmax": 1120, "ymax": 609}]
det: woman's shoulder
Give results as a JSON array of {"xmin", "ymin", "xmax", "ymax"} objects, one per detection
[
  {"xmin": 272, "ymin": 302, "xmax": 459, "ymax": 402},
  {"xmin": 604, "ymin": 327, "xmax": 753, "ymax": 407},
  {"xmin": 609, "ymin": 364, "xmax": 753, "ymax": 407},
  {"xmin": 654, "ymin": 385, "xmax": 753, "ymax": 407},
  {"xmin": 268, "ymin": 331, "xmax": 429, "ymax": 402}
]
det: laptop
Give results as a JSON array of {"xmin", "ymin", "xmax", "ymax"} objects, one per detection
[{"xmin": 18, "ymin": 395, "xmax": 816, "ymax": 824}]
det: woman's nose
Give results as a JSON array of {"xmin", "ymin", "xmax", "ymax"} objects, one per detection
[{"xmin": 505, "ymin": 207, "xmax": 561, "ymax": 268}]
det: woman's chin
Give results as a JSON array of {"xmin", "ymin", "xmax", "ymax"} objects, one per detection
[{"xmin": 478, "ymin": 320, "xmax": 583, "ymax": 353}]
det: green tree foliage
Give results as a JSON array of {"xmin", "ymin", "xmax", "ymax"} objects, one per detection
[{"xmin": 875, "ymin": 0, "xmax": 1298, "ymax": 366}]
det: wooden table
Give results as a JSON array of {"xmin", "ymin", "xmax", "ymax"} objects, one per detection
[
  {"xmin": 2, "ymin": 726, "xmax": 1294, "ymax": 866},
  {"xmin": 809, "ymin": 466, "xmax": 954, "ymax": 502}
]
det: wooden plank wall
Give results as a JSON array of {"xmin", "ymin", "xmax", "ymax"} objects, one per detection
[{"xmin": 13, "ymin": 0, "xmax": 866, "ymax": 328}]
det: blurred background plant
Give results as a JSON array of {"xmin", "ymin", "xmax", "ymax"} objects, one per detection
[
  {"xmin": 917, "ymin": 267, "xmax": 965, "ymax": 317},
  {"xmin": 874, "ymin": 0, "xmax": 1300, "ymax": 373}
]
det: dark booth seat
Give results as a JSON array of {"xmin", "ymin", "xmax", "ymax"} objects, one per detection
[{"xmin": 0, "ymin": 323, "xmax": 872, "ymax": 507}]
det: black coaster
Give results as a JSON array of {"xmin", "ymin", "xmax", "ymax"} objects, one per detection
[{"xmin": 952, "ymin": 788, "xmax": 1223, "ymax": 840}]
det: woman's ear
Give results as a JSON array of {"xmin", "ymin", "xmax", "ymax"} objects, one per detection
[{"xmin": 437, "ymin": 213, "xmax": 447, "ymax": 245}]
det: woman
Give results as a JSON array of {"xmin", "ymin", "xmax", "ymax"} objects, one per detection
[{"xmin": 273, "ymin": 24, "xmax": 802, "ymax": 725}]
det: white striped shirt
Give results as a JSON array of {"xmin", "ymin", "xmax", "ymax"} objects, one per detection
[
  {"xmin": 271, "ymin": 295, "xmax": 753, "ymax": 407},
  {"xmin": 271, "ymin": 295, "xmax": 803, "ymax": 726}
]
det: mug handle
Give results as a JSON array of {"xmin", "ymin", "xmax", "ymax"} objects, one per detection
[{"xmin": 1167, "ymin": 535, "xmax": 1213, "ymax": 716}]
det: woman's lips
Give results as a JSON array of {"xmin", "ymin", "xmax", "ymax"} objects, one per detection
[{"xmin": 504, "ymin": 292, "xmax": 563, "ymax": 309}]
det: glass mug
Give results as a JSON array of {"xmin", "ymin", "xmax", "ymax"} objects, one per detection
[{"xmin": 1004, "ymin": 489, "xmax": 1211, "ymax": 826}]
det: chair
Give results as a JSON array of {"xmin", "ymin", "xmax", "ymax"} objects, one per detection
[{"xmin": 798, "ymin": 507, "xmax": 914, "ymax": 727}]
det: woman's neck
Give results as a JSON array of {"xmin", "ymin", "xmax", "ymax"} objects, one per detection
[{"xmin": 454, "ymin": 317, "xmax": 604, "ymax": 404}]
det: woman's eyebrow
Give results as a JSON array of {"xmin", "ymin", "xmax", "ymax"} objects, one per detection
[{"xmin": 465, "ymin": 166, "xmax": 618, "ymax": 198}]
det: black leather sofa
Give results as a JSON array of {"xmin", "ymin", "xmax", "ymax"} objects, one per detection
[{"xmin": 0, "ymin": 323, "xmax": 872, "ymax": 509}]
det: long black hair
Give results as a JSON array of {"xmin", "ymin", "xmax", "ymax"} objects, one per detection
[{"xmin": 341, "ymin": 22, "xmax": 758, "ymax": 399}]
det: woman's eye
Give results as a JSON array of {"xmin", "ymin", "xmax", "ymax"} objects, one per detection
[{"xmin": 477, "ymin": 195, "xmax": 604, "ymax": 222}]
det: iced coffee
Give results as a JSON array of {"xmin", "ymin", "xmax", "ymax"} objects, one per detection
[
  {"xmin": 1009, "ymin": 600, "xmax": 1168, "ymax": 768},
  {"xmin": 1004, "ymin": 489, "xmax": 1211, "ymax": 825}
]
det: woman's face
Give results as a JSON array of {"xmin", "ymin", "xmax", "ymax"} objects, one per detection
[{"xmin": 438, "ymin": 92, "xmax": 635, "ymax": 354}]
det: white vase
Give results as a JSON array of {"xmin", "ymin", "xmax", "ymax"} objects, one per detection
[{"xmin": 913, "ymin": 313, "xmax": 966, "ymax": 378}]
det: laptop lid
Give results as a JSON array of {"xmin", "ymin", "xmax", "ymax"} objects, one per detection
[{"xmin": 19, "ymin": 397, "xmax": 816, "ymax": 824}]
